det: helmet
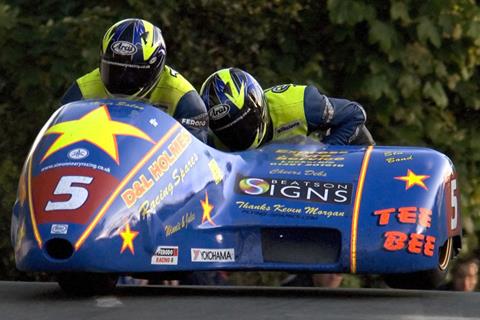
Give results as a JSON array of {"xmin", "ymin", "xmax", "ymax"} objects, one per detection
[
  {"xmin": 200, "ymin": 68, "xmax": 269, "ymax": 151},
  {"xmin": 100, "ymin": 18, "xmax": 166, "ymax": 98}
]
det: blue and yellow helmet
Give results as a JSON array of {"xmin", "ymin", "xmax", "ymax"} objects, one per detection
[
  {"xmin": 200, "ymin": 68, "xmax": 269, "ymax": 151},
  {"xmin": 100, "ymin": 18, "xmax": 166, "ymax": 98}
]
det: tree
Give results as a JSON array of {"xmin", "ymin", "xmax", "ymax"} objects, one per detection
[{"xmin": 1, "ymin": 0, "xmax": 479, "ymax": 281}]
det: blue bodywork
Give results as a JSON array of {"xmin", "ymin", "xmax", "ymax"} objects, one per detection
[{"xmin": 11, "ymin": 100, "xmax": 461, "ymax": 275}]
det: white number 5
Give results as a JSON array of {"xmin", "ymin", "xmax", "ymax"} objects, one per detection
[
  {"xmin": 450, "ymin": 178, "xmax": 458, "ymax": 230},
  {"xmin": 45, "ymin": 176, "xmax": 93, "ymax": 211}
]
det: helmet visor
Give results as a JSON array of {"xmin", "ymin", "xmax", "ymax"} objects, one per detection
[
  {"xmin": 214, "ymin": 107, "xmax": 264, "ymax": 151},
  {"xmin": 100, "ymin": 59, "xmax": 157, "ymax": 97}
]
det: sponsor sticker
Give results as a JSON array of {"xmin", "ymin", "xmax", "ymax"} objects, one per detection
[
  {"xmin": 50, "ymin": 224, "xmax": 68, "ymax": 234},
  {"xmin": 191, "ymin": 248, "xmax": 235, "ymax": 262},
  {"xmin": 111, "ymin": 41, "xmax": 137, "ymax": 55},
  {"xmin": 209, "ymin": 104, "xmax": 230, "ymax": 120},
  {"xmin": 270, "ymin": 84, "xmax": 291, "ymax": 93},
  {"xmin": 151, "ymin": 246, "xmax": 179, "ymax": 265},
  {"xmin": 67, "ymin": 148, "xmax": 89, "ymax": 160},
  {"xmin": 237, "ymin": 177, "xmax": 353, "ymax": 204},
  {"xmin": 276, "ymin": 120, "xmax": 301, "ymax": 135},
  {"xmin": 181, "ymin": 118, "xmax": 207, "ymax": 128}
]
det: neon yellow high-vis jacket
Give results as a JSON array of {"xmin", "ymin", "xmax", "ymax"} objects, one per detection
[
  {"xmin": 61, "ymin": 65, "xmax": 208, "ymax": 143},
  {"xmin": 263, "ymin": 84, "xmax": 371, "ymax": 145}
]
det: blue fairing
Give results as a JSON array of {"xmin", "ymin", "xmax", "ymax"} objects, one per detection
[{"xmin": 12, "ymin": 99, "xmax": 461, "ymax": 275}]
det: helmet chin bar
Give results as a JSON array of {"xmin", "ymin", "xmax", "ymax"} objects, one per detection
[
  {"xmin": 109, "ymin": 93, "xmax": 138, "ymax": 99},
  {"xmin": 105, "ymin": 83, "xmax": 155, "ymax": 100},
  {"xmin": 248, "ymin": 124, "xmax": 267, "ymax": 150},
  {"xmin": 251, "ymin": 112, "xmax": 270, "ymax": 150}
]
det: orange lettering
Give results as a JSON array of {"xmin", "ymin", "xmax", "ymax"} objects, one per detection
[
  {"xmin": 373, "ymin": 207, "xmax": 433, "ymax": 227},
  {"xmin": 158, "ymin": 152, "xmax": 171, "ymax": 170},
  {"xmin": 424, "ymin": 236, "xmax": 436, "ymax": 256},
  {"xmin": 407, "ymin": 233, "xmax": 424, "ymax": 254},
  {"xmin": 148, "ymin": 153, "xmax": 172, "ymax": 181},
  {"xmin": 148, "ymin": 131, "xmax": 192, "ymax": 181},
  {"xmin": 384, "ymin": 231, "xmax": 407, "ymax": 251},
  {"xmin": 374, "ymin": 208, "xmax": 396, "ymax": 225},
  {"xmin": 148, "ymin": 161, "xmax": 162, "ymax": 181},
  {"xmin": 139, "ymin": 174, "xmax": 154, "ymax": 189},
  {"xmin": 398, "ymin": 207, "xmax": 417, "ymax": 224},
  {"xmin": 177, "ymin": 130, "xmax": 192, "ymax": 148},
  {"xmin": 168, "ymin": 138, "xmax": 181, "ymax": 156},
  {"xmin": 132, "ymin": 181, "xmax": 145, "ymax": 196},
  {"xmin": 418, "ymin": 208, "xmax": 432, "ymax": 228},
  {"xmin": 121, "ymin": 189, "xmax": 136, "ymax": 208}
]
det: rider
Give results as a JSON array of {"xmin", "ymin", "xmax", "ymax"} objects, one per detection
[
  {"xmin": 199, "ymin": 67, "xmax": 374, "ymax": 151},
  {"xmin": 61, "ymin": 18, "xmax": 208, "ymax": 143}
]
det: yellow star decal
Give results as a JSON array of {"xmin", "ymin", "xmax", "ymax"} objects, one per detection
[
  {"xmin": 201, "ymin": 192, "xmax": 216, "ymax": 226},
  {"xmin": 42, "ymin": 105, "xmax": 154, "ymax": 164},
  {"xmin": 394, "ymin": 169, "xmax": 430, "ymax": 190},
  {"xmin": 119, "ymin": 223, "xmax": 139, "ymax": 254}
]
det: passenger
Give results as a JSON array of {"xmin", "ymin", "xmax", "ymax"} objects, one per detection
[{"xmin": 199, "ymin": 67, "xmax": 374, "ymax": 151}]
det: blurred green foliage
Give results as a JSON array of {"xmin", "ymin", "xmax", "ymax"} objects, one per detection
[{"xmin": 1, "ymin": 0, "xmax": 480, "ymax": 282}]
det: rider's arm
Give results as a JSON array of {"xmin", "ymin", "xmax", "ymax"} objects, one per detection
[
  {"xmin": 349, "ymin": 125, "xmax": 376, "ymax": 146},
  {"xmin": 304, "ymin": 85, "xmax": 366, "ymax": 145},
  {"xmin": 60, "ymin": 82, "xmax": 83, "ymax": 105},
  {"xmin": 173, "ymin": 90, "xmax": 209, "ymax": 144}
]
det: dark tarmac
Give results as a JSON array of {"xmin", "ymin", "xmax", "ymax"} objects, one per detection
[{"xmin": 1, "ymin": 281, "xmax": 479, "ymax": 320}]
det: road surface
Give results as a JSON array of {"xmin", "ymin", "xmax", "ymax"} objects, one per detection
[{"xmin": 1, "ymin": 281, "xmax": 479, "ymax": 320}]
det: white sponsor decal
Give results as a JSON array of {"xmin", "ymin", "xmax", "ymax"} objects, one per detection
[
  {"xmin": 151, "ymin": 246, "xmax": 178, "ymax": 265},
  {"xmin": 209, "ymin": 104, "xmax": 230, "ymax": 120},
  {"xmin": 149, "ymin": 118, "xmax": 158, "ymax": 127},
  {"xmin": 191, "ymin": 248, "xmax": 235, "ymax": 262},
  {"xmin": 181, "ymin": 118, "xmax": 207, "ymax": 127},
  {"xmin": 111, "ymin": 41, "xmax": 137, "ymax": 55},
  {"xmin": 271, "ymin": 84, "xmax": 291, "ymax": 93},
  {"xmin": 67, "ymin": 148, "xmax": 89, "ymax": 160},
  {"xmin": 51, "ymin": 224, "xmax": 68, "ymax": 234}
]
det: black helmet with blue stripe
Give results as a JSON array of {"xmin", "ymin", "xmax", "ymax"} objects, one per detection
[
  {"xmin": 200, "ymin": 68, "xmax": 269, "ymax": 151},
  {"xmin": 100, "ymin": 18, "xmax": 166, "ymax": 98}
]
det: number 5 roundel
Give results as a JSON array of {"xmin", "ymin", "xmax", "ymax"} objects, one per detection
[{"xmin": 32, "ymin": 167, "xmax": 119, "ymax": 224}]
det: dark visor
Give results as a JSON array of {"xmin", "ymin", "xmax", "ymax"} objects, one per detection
[
  {"xmin": 100, "ymin": 59, "xmax": 154, "ymax": 96},
  {"xmin": 215, "ymin": 107, "xmax": 263, "ymax": 151}
]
